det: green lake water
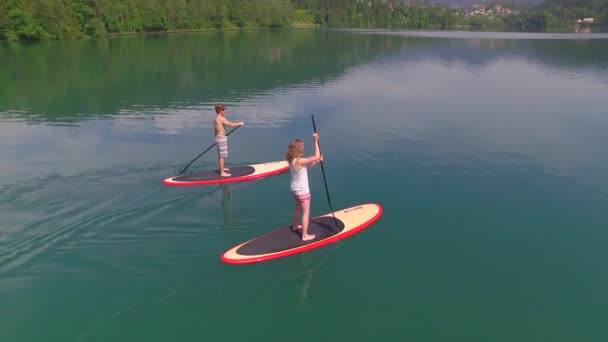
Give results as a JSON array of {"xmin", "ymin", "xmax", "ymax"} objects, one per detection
[{"xmin": 1, "ymin": 29, "xmax": 608, "ymax": 341}]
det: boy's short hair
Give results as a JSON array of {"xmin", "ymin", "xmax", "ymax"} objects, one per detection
[{"xmin": 215, "ymin": 104, "xmax": 226, "ymax": 113}]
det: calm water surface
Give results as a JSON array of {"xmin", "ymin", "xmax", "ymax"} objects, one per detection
[{"xmin": 1, "ymin": 30, "xmax": 608, "ymax": 341}]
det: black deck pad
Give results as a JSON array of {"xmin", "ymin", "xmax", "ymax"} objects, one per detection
[
  {"xmin": 173, "ymin": 166, "xmax": 255, "ymax": 182},
  {"xmin": 236, "ymin": 217, "xmax": 345, "ymax": 255}
]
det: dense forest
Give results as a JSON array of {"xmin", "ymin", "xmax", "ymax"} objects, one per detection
[{"xmin": 1, "ymin": 0, "xmax": 607, "ymax": 43}]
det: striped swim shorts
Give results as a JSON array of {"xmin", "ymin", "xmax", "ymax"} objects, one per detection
[{"xmin": 216, "ymin": 135, "xmax": 228, "ymax": 159}]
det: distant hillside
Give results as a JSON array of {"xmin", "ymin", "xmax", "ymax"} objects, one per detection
[
  {"xmin": 422, "ymin": 0, "xmax": 544, "ymax": 8},
  {"xmin": 534, "ymin": 0, "xmax": 608, "ymax": 22},
  {"xmin": 2, "ymin": 0, "xmax": 605, "ymax": 43},
  {"xmin": 426, "ymin": 0, "xmax": 607, "ymax": 13}
]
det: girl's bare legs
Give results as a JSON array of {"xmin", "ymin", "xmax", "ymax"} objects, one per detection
[
  {"xmin": 301, "ymin": 199, "xmax": 315, "ymax": 241},
  {"xmin": 292, "ymin": 200, "xmax": 302, "ymax": 232}
]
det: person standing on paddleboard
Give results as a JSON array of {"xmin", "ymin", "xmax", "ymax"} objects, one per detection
[
  {"xmin": 214, "ymin": 104, "xmax": 244, "ymax": 177},
  {"xmin": 286, "ymin": 132, "xmax": 323, "ymax": 241}
]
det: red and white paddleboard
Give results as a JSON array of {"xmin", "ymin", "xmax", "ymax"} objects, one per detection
[
  {"xmin": 162, "ymin": 161, "xmax": 289, "ymax": 186},
  {"xmin": 221, "ymin": 203, "xmax": 383, "ymax": 264}
]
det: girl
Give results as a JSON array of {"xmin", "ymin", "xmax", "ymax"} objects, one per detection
[{"xmin": 285, "ymin": 132, "xmax": 323, "ymax": 241}]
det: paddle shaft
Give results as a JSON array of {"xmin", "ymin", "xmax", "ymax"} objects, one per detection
[
  {"xmin": 311, "ymin": 115, "xmax": 339, "ymax": 228},
  {"xmin": 179, "ymin": 125, "xmax": 241, "ymax": 174}
]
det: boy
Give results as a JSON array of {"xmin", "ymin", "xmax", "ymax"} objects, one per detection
[{"xmin": 214, "ymin": 104, "xmax": 244, "ymax": 177}]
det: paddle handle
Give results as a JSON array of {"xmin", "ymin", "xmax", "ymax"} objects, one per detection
[{"xmin": 311, "ymin": 115, "xmax": 339, "ymax": 228}]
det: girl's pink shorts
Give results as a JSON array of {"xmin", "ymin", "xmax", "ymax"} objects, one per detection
[{"xmin": 292, "ymin": 192, "xmax": 311, "ymax": 203}]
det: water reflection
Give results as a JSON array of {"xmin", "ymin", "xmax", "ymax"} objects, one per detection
[
  {"xmin": 353, "ymin": 29, "xmax": 608, "ymax": 39},
  {"xmin": 313, "ymin": 54, "xmax": 608, "ymax": 190},
  {"xmin": 1, "ymin": 30, "xmax": 607, "ymax": 194},
  {"xmin": 222, "ymin": 184, "xmax": 233, "ymax": 227},
  {"xmin": 2, "ymin": 31, "xmax": 607, "ymax": 125},
  {"xmin": 0, "ymin": 30, "xmax": 402, "ymax": 119}
]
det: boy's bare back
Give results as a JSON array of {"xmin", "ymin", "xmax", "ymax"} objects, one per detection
[{"xmin": 214, "ymin": 115, "xmax": 227, "ymax": 136}]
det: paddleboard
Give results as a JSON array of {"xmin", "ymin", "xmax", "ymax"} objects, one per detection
[
  {"xmin": 163, "ymin": 161, "xmax": 289, "ymax": 186},
  {"xmin": 221, "ymin": 203, "xmax": 383, "ymax": 264}
]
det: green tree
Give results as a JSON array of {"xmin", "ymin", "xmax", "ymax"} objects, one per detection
[
  {"xmin": 4, "ymin": 0, "xmax": 607, "ymax": 43},
  {"xmin": 2, "ymin": 1, "xmax": 48, "ymax": 42}
]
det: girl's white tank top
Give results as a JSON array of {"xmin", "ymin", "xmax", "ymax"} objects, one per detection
[{"xmin": 289, "ymin": 159, "xmax": 309, "ymax": 195}]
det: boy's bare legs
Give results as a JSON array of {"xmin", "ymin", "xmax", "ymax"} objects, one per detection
[
  {"xmin": 219, "ymin": 157, "xmax": 230, "ymax": 177},
  {"xmin": 301, "ymin": 199, "xmax": 315, "ymax": 241}
]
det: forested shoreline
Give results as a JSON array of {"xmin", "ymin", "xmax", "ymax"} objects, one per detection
[{"xmin": 1, "ymin": 0, "xmax": 607, "ymax": 43}]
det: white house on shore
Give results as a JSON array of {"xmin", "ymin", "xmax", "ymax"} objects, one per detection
[{"xmin": 576, "ymin": 17, "xmax": 595, "ymax": 24}]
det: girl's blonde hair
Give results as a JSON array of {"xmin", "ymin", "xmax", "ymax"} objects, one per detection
[{"xmin": 286, "ymin": 139, "xmax": 304, "ymax": 163}]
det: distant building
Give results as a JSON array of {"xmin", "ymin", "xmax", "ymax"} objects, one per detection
[
  {"xmin": 576, "ymin": 18, "xmax": 595, "ymax": 25},
  {"xmin": 464, "ymin": 4, "xmax": 512, "ymax": 17}
]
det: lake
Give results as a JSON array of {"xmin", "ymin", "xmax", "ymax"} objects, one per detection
[{"xmin": 1, "ymin": 29, "xmax": 608, "ymax": 341}]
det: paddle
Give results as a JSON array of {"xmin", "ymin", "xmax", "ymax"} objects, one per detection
[
  {"xmin": 179, "ymin": 125, "xmax": 241, "ymax": 174},
  {"xmin": 311, "ymin": 115, "xmax": 339, "ymax": 228}
]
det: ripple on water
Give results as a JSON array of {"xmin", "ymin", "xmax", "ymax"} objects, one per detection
[{"xmin": 0, "ymin": 165, "xmax": 232, "ymax": 280}]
